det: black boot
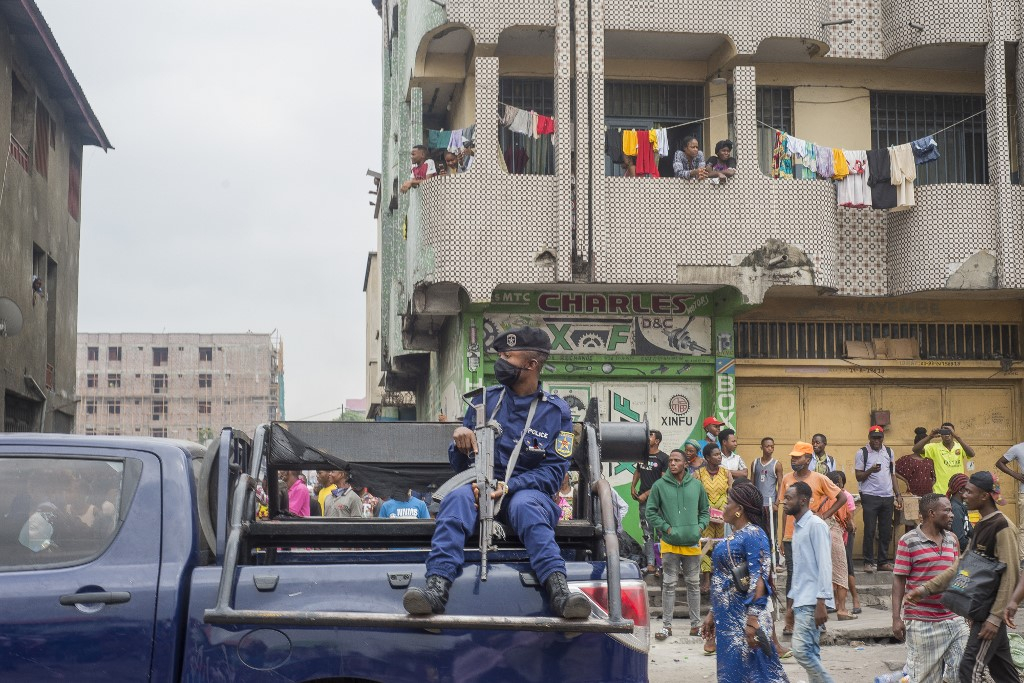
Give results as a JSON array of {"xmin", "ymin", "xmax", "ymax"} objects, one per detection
[
  {"xmin": 403, "ymin": 575, "xmax": 451, "ymax": 615},
  {"xmin": 544, "ymin": 572, "xmax": 591, "ymax": 619}
]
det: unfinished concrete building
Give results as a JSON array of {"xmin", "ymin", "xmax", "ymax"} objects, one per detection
[{"xmin": 75, "ymin": 333, "xmax": 284, "ymax": 441}]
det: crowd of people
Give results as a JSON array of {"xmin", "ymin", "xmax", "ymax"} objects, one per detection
[
  {"xmin": 253, "ymin": 469, "xmax": 431, "ymax": 520},
  {"xmin": 639, "ymin": 416, "xmax": 1024, "ymax": 683}
]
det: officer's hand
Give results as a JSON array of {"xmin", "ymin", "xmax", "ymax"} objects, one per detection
[
  {"xmin": 453, "ymin": 426, "xmax": 477, "ymax": 455},
  {"xmin": 470, "ymin": 481, "xmax": 508, "ymax": 508}
]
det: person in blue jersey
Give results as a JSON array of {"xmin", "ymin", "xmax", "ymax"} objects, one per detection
[{"xmin": 403, "ymin": 326, "xmax": 590, "ymax": 619}]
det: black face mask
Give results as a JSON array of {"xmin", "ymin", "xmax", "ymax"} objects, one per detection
[
  {"xmin": 791, "ymin": 462, "xmax": 807, "ymax": 473},
  {"xmin": 494, "ymin": 357, "xmax": 527, "ymax": 387}
]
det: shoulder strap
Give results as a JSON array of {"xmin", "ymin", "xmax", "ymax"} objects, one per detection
[
  {"xmin": 493, "ymin": 396, "xmax": 541, "ymax": 517},
  {"xmin": 858, "ymin": 447, "xmax": 867, "ymax": 470}
]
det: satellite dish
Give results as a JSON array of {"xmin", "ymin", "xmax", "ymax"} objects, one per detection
[{"xmin": 0, "ymin": 297, "xmax": 24, "ymax": 337}]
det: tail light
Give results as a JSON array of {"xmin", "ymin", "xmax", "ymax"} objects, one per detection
[{"xmin": 572, "ymin": 579, "xmax": 650, "ymax": 652}]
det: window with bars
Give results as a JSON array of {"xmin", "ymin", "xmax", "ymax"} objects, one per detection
[
  {"xmin": 604, "ymin": 82, "xmax": 705, "ymax": 177},
  {"xmin": 85, "ymin": 399, "xmax": 96, "ymax": 415},
  {"xmin": 756, "ymin": 87, "xmax": 793, "ymax": 176},
  {"xmin": 107, "ymin": 373, "xmax": 121, "ymax": 388},
  {"xmin": 152, "ymin": 399, "xmax": 168, "ymax": 421},
  {"xmin": 108, "ymin": 346, "xmax": 122, "ymax": 362},
  {"xmin": 199, "ymin": 373, "xmax": 213, "ymax": 389},
  {"xmin": 870, "ymin": 92, "xmax": 987, "ymax": 184},
  {"xmin": 735, "ymin": 321, "xmax": 1020, "ymax": 360},
  {"xmin": 153, "ymin": 374, "xmax": 168, "ymax": 394},
  {"xmin": 86, "ymin": 373, "xmax": 98, "ymax": 388},
  {"xmin": 499, "ymin": 78, "xmax": 555, "ymax": 175},
  {"xmin": 107, "ymin": 399, "xmax": 121, "ymax": 415},
  {"xmin": 198, "ymin": 400, "xmax": 212, "ymax": 415}
]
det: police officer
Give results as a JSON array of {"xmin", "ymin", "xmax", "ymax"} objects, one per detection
[{"xmin": 403, "ymin": 326, "xmax": 591, "ymax": 619}]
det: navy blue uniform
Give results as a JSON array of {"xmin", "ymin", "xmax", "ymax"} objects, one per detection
[{"xmin": 426, "ymin": 384, "xmax": 574, "ymax": 583}]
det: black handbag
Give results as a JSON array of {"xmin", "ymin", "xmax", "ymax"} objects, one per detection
[
  {"xmin": 940, "ymin": 549, "xmax": 1006, "ymax": 620},
  {"xmin": 727, "ymin": 537, "xmax": 751, "ymax": 594}
]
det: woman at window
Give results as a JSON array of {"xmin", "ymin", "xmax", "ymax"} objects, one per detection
[
  {"xmin": 673, "ymin": 135, "xmax": 707, "ymax": 180},
  {"xmin": 706, "ymin": 139, "xmax": 737, "ymax": 181}
]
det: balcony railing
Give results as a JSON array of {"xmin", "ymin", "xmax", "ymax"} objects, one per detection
[{"xmin": 9, "ymin": 135, "xmax": 30, "ymax": 173}]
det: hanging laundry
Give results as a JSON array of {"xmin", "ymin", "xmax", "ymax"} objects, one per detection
[
  {"xmin": 428, "ymin": 129, "xmax": 452, "ymax": 150},
  {"xmin": 529, "ymin": 111, "xmax": 539, "ymax": 139},
  {"xmin": 635, "ymin": 129, "xmax": 660, "ymax": 177},
  {"xmin": 837, "ymin": 150, "xmax": 870, "ymax": 208},
  {"xmin": 866, "ymin": 148, "xmax": 897, "ymax": 210},
  {"xmin": 890, "ymin": 143, "xmax": 916, "ymax": 209},
  {"xmin": 785, "ymin": 135, "xmax": 807, "ymax": 158},
  {"xmin": 605, "ymin": 129, "xmax": 625, "ymax": 164},
  {"xmin": 794, "ymin": 142, "xmax": 817, "ymax": 180},
  {"xmin": 772, "ymin": 131, "xmax": 792, "ymax": 179},
  {"xmin": 504, "ymin": 146, "xmax": 529, "ymax": 174},
  {"xmin": 462, "ymin": 124, "xmax": 476, "ymax": 143},
  {"xmin": 447, "ymin": 129, "xmax": 463, "ymax": 152},
  {"xmin": 815, "ymin": 145, "xmax": 833, "ymax": 179},
  {"xmin": 536, "ymin": 114, "xmax": 556, "ymax": 135},
  {"xmin": 655, "ymin": 128, "xmax": 669, "ymax": 158},
  {"xmin": 499, "ymin": 104, "xmax": 519, "ymax": 128},
  {"xmin": 622, "ymin": 129, "xmax": 639, "ymax": 157},
  {"xmin": 911, "ymin": 135, "xmax": 940, "ymax": 164},
  {"xmin": 831, "ymin": 148, "xmax": 850, "ymax": 180},
  {"xmin": 509, "ymin": 108, "xmax": 532, "ymax": 135}
]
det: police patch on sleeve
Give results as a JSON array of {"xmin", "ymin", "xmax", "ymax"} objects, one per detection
[{"xmin": 554, "ymin": 431, "xmax": 574, "ymax": 458}]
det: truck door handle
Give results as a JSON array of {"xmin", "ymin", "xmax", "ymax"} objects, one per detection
[{"xmin": 59, "ymin": 591, "xmax": 132, "ymax": 606}]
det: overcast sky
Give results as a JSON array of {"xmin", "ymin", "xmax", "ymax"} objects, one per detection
[{"xmin": 38, "ymin": 1, "xmax": 383, "ymax": 421}]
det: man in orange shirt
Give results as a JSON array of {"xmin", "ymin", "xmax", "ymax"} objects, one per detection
[{"xmin": 779, "ymin": 442, "xmax": 849, "ymax": 634}]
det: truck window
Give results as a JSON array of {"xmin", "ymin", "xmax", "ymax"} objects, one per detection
[{"xmin": 0, "ymin": 457, "xmax": 138, "ymax": 571}]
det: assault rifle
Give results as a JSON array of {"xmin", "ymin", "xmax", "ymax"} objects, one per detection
[{"xmin": 473, "ymin": 387, "xmax": 503, "ymax": 581}]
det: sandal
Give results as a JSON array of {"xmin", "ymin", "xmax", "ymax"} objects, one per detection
[
  {"xmin": 779, "ymin": 649, "xmax": 793, "ymax": 659},
  {"xmin": 837, "ymin": 613, "xmax": 858, "ymax": 621},
  {"xmin": 655, "ymin": 626, "xmax": 672, "ymax": 641},
  {"xmin": 852, "ymin": 607, "xmax": 863, "ymax": 615}
]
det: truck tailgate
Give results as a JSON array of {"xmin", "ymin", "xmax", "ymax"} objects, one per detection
[{"xmin": 185, "ymin": 559, "xmax": 648, "ymax": 683}]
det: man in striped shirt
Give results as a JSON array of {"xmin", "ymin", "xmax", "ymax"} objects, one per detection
[{"xmin": 892, "ymin": 493, "xmax": 968, "ymax": 683}]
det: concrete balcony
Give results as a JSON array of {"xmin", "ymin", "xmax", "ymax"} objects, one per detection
[
  {"xmin": 444, "ymin": 0, "xmax": 555, "ymax": 44},
  {"xmin": 411, "ymin": 172, "xmax": 563, "ymax": 303},
  {"xmin": 600, "ymin": 175, "xmax": 839, "ymax": 301},
  {"xmin": 881, "ymin": 0, "xmax": 990, "ymax": 57},
  {"xmin": 603, "ymin": 0, "xmax": 830, "ymax": 54},
  {"xmin": 886, "ymin": 184, "xmax": 998, "ymax": 295}
]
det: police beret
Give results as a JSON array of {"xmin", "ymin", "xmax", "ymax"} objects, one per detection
[{"xmin": 491, "ymin": 326, "xmax": 551, "ymax": 353}]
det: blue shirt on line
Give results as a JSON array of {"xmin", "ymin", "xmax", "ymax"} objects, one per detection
[{"xmin": 789, "ymin": 510, "xmax": 834, "ymax": 608}]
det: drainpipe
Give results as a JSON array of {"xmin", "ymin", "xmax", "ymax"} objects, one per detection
[{"xmin": 24, "ymin": 374, "xmax": 47, "ymax": 432}]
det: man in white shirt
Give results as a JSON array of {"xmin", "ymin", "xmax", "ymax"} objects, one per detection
[
  {"xmin": 996, "ymin": 441, "xmax": 1024, "ymax": 565},
  {"xmin": 718, "ymin": 428, "xmax": 748, "ymax": 479}
]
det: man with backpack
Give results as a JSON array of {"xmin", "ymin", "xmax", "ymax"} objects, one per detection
[{"xmin": 854, "ymin": 425, "xmax": 903, "ymax": 572}]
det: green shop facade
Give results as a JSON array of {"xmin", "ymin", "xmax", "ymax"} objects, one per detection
[{"xmin": 422, "ymin": 286, "xmax": 745, "ymax": 541}]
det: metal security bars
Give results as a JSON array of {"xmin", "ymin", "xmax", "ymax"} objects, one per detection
[
  {"xmin": 735, "ymin": 321, "xmax": 1021, "ymax": 361},
  {"xmin": 870, "ymin": 92, "xmax": 988, "ymax": 185},
  {"xmin": 604, "ymin": 82, "xmax": 704, "ymax": 120},
  {"xmin": 756, "ymin": 87, "xmax": 793, "ymax": 175},
  {"xmin": 499, "ymin": 78, "xmax": 555, "ymax": 175}
]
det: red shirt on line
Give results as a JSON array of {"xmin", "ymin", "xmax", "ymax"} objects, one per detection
[{"xmin": 894, "ymin": 526, "xmax": 960, "ymax": 621}]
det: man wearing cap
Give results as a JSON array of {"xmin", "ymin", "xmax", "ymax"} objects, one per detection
[
  {"xmin": 908, "ymin": 472, "xmax": 1020, "ymax": 683},
  {"xmin": 913, "ymin": 422, "xmax": 976, "ymax": 495},
  {"xmin": 779, "ymin": 442, "xmax": 849, "ymax": 633},
  {"xmin": 696, "ymin": 416, "xmax": 724, "ymax": 455},
  {"xmin": 855, "ymin": 426, "xmax": 902, "ymax": 573},
  {"xmin": 403, "ymin": 326, "xmax": 591, "ymax": 620}
]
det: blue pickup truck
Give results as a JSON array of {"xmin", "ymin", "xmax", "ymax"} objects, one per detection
[{"xmin": 0, "ymin": 402, "xmax": 650, "ymax": 682}]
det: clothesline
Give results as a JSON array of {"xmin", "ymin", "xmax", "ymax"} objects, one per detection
[
  {"xmin": 755, "ymin": 108, "xmax": 987, "ymax": 148},
  {"xmin": 604, "ymin": 109, "xmax": 734, "ymax": 133}
]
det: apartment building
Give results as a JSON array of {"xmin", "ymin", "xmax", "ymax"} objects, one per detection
[
  {"xmin": 0, "ymin": 1, "xmax": 111, "ymax": 433},
  {"xmin": 75, "ymin": 333, "xmax": 284, "ymax": 441},
  {"xmin": 370, "ymin": 0, "xmax": 1024, "ymax": 518}
]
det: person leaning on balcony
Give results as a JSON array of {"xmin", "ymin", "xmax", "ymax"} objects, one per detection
[
  {"xmin": 705, "ymin": 139, "xmax": 737, "ymax": 181},
  {"xmin": 400, "ymin": 144, "xmax": 436, "ymax": 193},
  {"xmin": 673, "ymin": 135, "xmax": 707, "ymax": 180}
]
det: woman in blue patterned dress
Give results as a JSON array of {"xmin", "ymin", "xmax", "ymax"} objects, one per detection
[{"xmin": 700, "ymin": 481, "xmax": 789, "ymax": 683}]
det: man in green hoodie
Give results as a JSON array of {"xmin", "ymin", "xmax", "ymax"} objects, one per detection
[{"xmin": 647, "ymin": 449, "xmax": 710, "ymax": 640}]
